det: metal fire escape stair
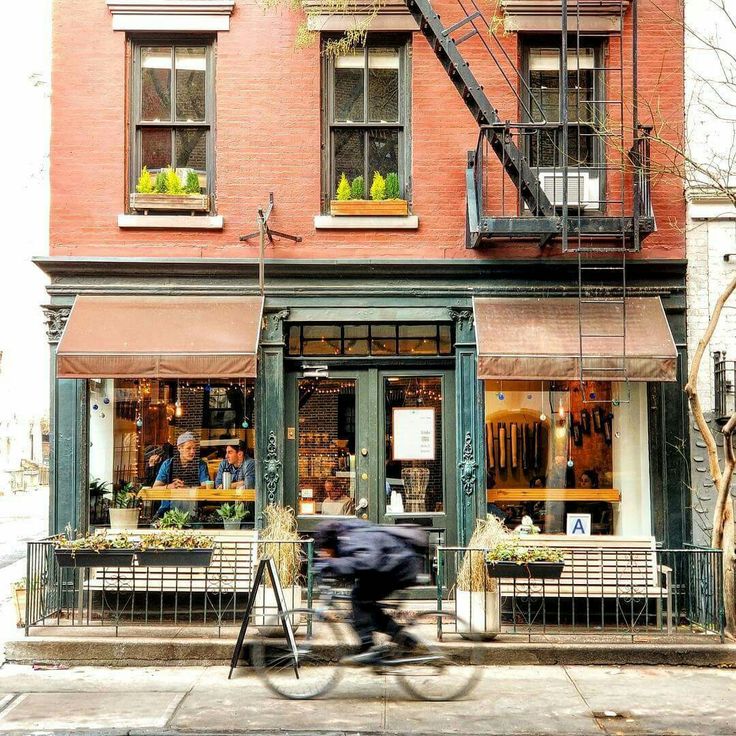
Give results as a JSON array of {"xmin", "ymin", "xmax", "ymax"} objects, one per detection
[{"xmin": 403, "ymin": 0, "xmax": 555, "ymax": 220}]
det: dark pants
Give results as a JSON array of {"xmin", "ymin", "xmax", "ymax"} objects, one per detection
[{"xmin": 351, "ymin": 570, "xmax": 415, "ymax": 649}]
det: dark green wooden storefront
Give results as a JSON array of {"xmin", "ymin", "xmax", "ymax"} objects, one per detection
[{"xmin": 36, "ymin": 257, "xmax": 690, "ymax": 548}]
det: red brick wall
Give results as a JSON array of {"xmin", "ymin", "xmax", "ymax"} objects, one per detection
[{"xmin": 49, "ymin": 0, "xmax": 684, "ymax": 260}]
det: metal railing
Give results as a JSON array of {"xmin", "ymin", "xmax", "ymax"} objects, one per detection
[
  {"xmin": 436, "ymin": 545, "xmax": 724, "ymax": 641},
  {"xmin": 713, "ymin": 351, "xmax": 736, "ymax": 423},
  {"xmin": 25, "ymin": 538, "xmax": 313, "ymax": 637}
]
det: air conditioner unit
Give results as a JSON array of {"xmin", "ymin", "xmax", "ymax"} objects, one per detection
[{"xmin": 537, "ymin": 170, "xmax": 599, "ymax": 210}]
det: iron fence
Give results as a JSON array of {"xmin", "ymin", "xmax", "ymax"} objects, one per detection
[
  {"xmin": 436, "ymin": 545, "xmax": 724, "ymax": 641},
  {"xmin": 26, "ymin": 537, "xmax": 313, "ymax": 637},
  {"xmin": 713, "ymin": 351, "xmax": 736, "ymax": 422}
]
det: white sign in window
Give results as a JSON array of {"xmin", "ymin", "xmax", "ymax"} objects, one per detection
[
  {"xmin": 566, "ymin": 513, "xmax": 592, "ymax": 536},
  {"xmin": 392, "ymin": 407, "xmax": 436, "ymax": 460}
]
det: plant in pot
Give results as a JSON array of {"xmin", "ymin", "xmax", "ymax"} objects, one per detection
[
  {"xmin": 455, "ymin": 515, "xmax": 508, "ymax": 640},
  {"xmin": 109, "ymin": 481, "xmax": 141, "ymax": 530},
  {"xmin": 485, "ymin": 540, "xmax": 565, "ymax": 579},
  {"xmin": 254, "ymin": 504, "xmax": 303, "ymax": 634},
  {"xmin": 130, "ymin": 166, "xmax": 209, "ymax": 213},
  {"xmin": 330, "ymin": 170, "xmax": 409, "ymax": 216},
  {"xmin": 89, "ymin": 478, "xmax": 110, "ymax": 525},
  {"xmin": 154, "ymin": 508, "xmax": 191, "ymax": 530},
  {"xmin": 12, "ymin": 578, "xmax": 27, "ymax": 628},
  {"xmin": 137, "ymin": 529, "xmax": 215, "ymax": 567},
  {"xmin": 53, "ymin": 529, "xmax": 137, "ymax": 568},
  {"xmin": 216, "ymin": 502, "xmax": 248, "ymax": 531}
]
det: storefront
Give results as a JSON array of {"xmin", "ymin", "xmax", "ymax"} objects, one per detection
[{"xmin": 38, "ymin": 258, "xmax": 690, "ymax": 551}]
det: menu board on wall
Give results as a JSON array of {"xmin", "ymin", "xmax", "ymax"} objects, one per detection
[{"xmin": 392, "ymin": 408, "xmax": 435, "ymax": 460}]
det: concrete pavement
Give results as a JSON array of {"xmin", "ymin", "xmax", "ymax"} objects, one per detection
[{"xmin": 0, "ymin": 663, "xmax": 734, "ymax": 735}]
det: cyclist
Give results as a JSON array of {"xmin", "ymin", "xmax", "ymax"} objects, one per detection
[{"xmin": 314, "ymin": 518, "xmax": 424, "ymax": 665}]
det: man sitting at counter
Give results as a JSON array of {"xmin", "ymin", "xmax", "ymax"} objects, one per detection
[
  {"xmin": 153, "ymin": 431, "xmax": 210, "ymax": 515},
  {"xmin": 215, "ymin": 440, "xmax": 256, "ymax": 489}
]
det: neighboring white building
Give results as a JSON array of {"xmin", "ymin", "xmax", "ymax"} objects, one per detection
[
  {"xmin": 0, "ymin": 0, "xmax": 52, "ymax": 493},
  {"xmin": 685, "ymin": 0, "xmax": 736, "ymax": 544}
]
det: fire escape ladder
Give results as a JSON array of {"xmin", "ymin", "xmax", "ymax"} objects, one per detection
[{"xmin": 404, "ymin": 0, "xmax": 554, "ymax": 218}]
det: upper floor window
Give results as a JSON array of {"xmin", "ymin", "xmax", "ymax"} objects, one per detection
[
  {"xmin": 324, "ymin": 38, "xmax": 411, "ymax": 208},
  {"xmin": 130, "ymin": 41, "xmax": 214, "ymax": 210}
]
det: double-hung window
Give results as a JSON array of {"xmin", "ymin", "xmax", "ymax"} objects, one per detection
[
  {"xmin": 130, "ymin": 41, "xmax": 214, "ymax": 207},
  {"xmin": 325, "ymin": 38, "xmax": 410, "ymax": 206}
]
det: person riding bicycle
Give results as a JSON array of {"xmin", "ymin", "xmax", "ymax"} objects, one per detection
[{"xmin": 314, "ymin": 518, "xmax": 425, "ymax": 665}]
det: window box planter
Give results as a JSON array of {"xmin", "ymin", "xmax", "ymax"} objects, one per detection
[
  {"xmin": 485, "ymin": 561, "xmax": 564, "ymax": 579},
  {"xmin": 330, "ymin": 199, "xmax": 409, "ymax": 216},
  {"xmin": 54, "ymin": 549, "xmax": 136, "ymax": 568},
  {"xmin": 135, "ymin": 548, "xmax": 214, "ymax": 567},
  {"xmin": 129, "ymin": 193, "xmax": 210, "ymax": 213}
]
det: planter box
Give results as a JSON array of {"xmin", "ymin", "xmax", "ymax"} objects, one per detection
[
  {"xmin": 130, "ymin": 193, "xmax": 210, "ymax": 213},
  {"xmin": 135, "ymin": 548, "xmax": 214, "ymax": 567},
  {"xmin": 330, "ymin": 199, "xmax": 409, "ymax": 216},
  {"xmin": 456, "ymin": 589, "xmax": 499, "ymax": 640},
  {"xmin": 253, "ymin": 585, "xmax": 303, "ymax": 636},
  {"xmin": 486, "ymin": 561, "xmax": 564, "ymax": 579},
  {"xmin": 54, "ymin": 549, "xmax": 136, "ymax": 568}
]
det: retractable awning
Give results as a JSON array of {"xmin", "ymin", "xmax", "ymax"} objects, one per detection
[
  {"xmin": 57, "ymin": 296, "xmax": 264, "ymax": 379},
  {"xmin": 474, "ymin": 296, "xmax": 677, "ymax": 382}
]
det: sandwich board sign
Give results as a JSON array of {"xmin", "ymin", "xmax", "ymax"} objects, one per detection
[{"xmin": 566, "ymin": 513, "xmax": 592, "ymax": 536}]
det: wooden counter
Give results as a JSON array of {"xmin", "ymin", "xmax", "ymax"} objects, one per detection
[
  {"xmin": 138, "ymin": 487, "xmax": 256, "ymax": 502},
  {"xmin": 487, "ymin": 488, "xmax": 621, "ymax": 503}
]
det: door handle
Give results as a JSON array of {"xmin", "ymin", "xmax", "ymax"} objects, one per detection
[{"xmin": 361, "ymin": 472, "xmax": 368, "ymax": 480}]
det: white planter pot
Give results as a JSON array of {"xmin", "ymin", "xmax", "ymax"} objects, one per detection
[
  {"xmin": 109, "ymin": 508, "xmax": 140, "ymax": 530},
  {"xmin": 456, "ymin": 589, "xmax": 500, "ymax": 640},
  {"xmin": 222, "ymin": 520, "xmax": 242, "ymax": 530},
  {"xmin": 253, "ymin": 584, "xmax": 302, "ymax": 636}
]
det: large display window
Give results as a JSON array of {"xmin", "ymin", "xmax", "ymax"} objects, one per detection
[
  {"xmin": 88, "ymin": 378, "xmax": 255, "ymax": 529},
  {"xmin": 485, "ymin": 380, "xmax": 650, "ymax": 536}
]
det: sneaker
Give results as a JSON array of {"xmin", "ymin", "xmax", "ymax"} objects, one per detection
[
  {"xmin": 392, "ymin": 629, "xmax": 420, "ymax": 651},
  {"xmin": 342, "ymin": 643, "xmax": 391, "ymax": 666}
]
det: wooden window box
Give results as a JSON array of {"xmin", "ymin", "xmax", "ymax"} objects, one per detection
[
  {"xmin": 330, "ymin": 199, "xmax": 409, "ymax": 217},
  {"xmin": 130, "ymin": 193, "xmax": 210, "ymax": 214}
]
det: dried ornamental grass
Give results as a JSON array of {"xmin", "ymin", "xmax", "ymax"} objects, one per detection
[
  {"xmin": 259, "ymin": 505, "xmax": 302, "ymax": 588},
  {"xmin": 456, "ymin": 515, "xmax": 509, "ymax": 593}
]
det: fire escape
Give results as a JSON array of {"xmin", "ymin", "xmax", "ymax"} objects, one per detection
[{"xmin": 404, "ymin": 0, "xmax": 653, "ymax": 387}]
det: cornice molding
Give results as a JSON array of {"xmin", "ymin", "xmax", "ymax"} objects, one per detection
[{"xmin": 106, "ymin": 0, "xmax": 235, "ymax": 31}]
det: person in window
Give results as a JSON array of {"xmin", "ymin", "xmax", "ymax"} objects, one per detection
[
  {"xmin": 580, "ymin": 469, "xmax": 599, "ymax": 489},
  {"xmin": 143, "ymin": 443, "xmax": 174, "ymax": 488},
  {"xmin": 238, "ymin": 445, "xmax": 256, "ymax": 489},
  {"xmin": 320, "ymin": 478, "xmax": 355, "ymax": 516},
  {"xmin": 215, "ymin": 440, "xmax": 251, "ymax": 489},
  {"xmin": 153, "ymin": 431, "xmax": 209, "ymax": 516}
]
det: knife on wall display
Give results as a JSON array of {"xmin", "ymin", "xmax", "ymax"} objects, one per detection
[
  {"xmin": 521, "ymin": 423, "xmax": 529, "ymax": 472},
  {"xmin": 533, "ymin": 422, "xmax": 541, "ymax": 470},
  {"xmin": 498, "ymin": 423, "xmax": 507, "ymax": 469},
  {"xmin": 487, "ymin": 423, "xmax": 495, "ymax": 470},
  {"xmin": 603, "ymin": 413, "xmax": 613, "ymax": 445},
  {"xmin": 581, "ymin": 409, "xmax": 591, "ymax": 435},
  {"xmin": 510, "ymin": 423, "xmax": 518, "ymax": 469},
  {"xmin": 593, "ymin": 407, "xmax": 604, "ymax": 433}
]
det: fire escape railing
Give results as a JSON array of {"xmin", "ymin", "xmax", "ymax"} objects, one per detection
[{"xmin": 713, "ymin": 352, "xmax": 736, "ymax": 425}]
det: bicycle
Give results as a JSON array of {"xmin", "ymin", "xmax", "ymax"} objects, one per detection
[{"xmin": 251, "ymin": 583, "xmax": 483, "ymax": 701}]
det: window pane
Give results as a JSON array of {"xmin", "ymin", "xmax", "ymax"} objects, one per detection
[
  {"xmin": 371, "ymin": 325, "xmax": 397, "ymax": 355},
  {"xmin": 288, "ymin": 326, "xmax": 300, "ymax": 355},
  {"xmin": 333, "ymin": 129, "xmax": 365, "ymax": 196},
  {"xmin": 344, "ymin": 325, "xmax": 369, "ymax": 356},
  {"xmin": 141, "ymin": 47, "xmax": 172, "ymax": 122},
  {"xmin": 175, "ymin": 128, "xmax": 207, "ymax": 188},
  {"xmin": 334, "ymin": 51, "xmax": 365, "ymax": 122},
  {"xmin": 176, "ymin": 47, "xmax": 206, "ymax": 122},
  {"xmin": 368, "ymin": 129, "xmax": 399, "ymax": 183},
  {"xmin": 368, "ymin": 48, "xmax": 399, "ymax": 123},
  {"xmin": 439, "ymin": 325, "xmax": 452, "ymax": 354},
  {"xmin": 141, "ymin": 128, "xmax": 172, "ymax": 172},
  {"xmin": 568, "ymin": 125, "xmax": 594, "ymax": 166},
  {"xmin": 302, "ymin": 325, "xmax": 341, "ymax": 356}
]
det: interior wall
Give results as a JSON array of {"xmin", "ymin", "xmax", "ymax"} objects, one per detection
[{"xmin": 88, "ymin": 378, "xmax": 114, "ymax": 487}]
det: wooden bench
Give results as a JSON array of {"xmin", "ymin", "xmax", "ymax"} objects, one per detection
[{"xmin": 497, "ymin": 535, "xmax": 672, "ymax": 631}]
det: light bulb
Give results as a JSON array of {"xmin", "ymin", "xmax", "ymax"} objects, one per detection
[
  {"xmin": 558, "ymin": 397, "xmax": 565, "ymax": 419},
  {"xmin": 175, "ymin": 400, "xmax": 183, "ymax": 418},
  {"xmin": 540, "ymin": 412, "xmax": 547, "ymax": 422},
  {"xmin": 567, "ymin": 459, "xmax": 574, "ymax": 468}
]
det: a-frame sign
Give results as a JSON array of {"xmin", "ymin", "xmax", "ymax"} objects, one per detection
[{"xmin": 228, "ymin": 556, "xmax": 298, "ymax": 679}]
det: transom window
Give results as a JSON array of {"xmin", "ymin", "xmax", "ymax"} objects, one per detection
[
  {"xmin": 325, "ymin": 39, "xmax": 410, "ymax": 204},
  {"xmin": 131, "ymin": 42, "xmax": 213, "ymax": 199},
  {"xmin": 287, "ymin": 324, "xmax": 454, "ymax": 357}
]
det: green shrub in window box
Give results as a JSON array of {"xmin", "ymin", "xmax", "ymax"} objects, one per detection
[
  {"xmin": 485, "ymin": 541, "xmax": 564, "ymax": 579},
  {"xmin": 131, "ymin": 166, "xmax": 209, "ymax": 212}
]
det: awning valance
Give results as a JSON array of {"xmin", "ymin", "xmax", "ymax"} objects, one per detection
[
  {"xmin": 57, "ymin": 296, "xmax": 264, "ymax": 379},
  {"xmin": 474, "ymin": 296, "xmax": 677, "ymax": 382}
]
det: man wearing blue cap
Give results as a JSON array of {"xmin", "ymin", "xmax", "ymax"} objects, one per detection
[{"xmin": 153, "ymin": 431, "xmax": 210, "ymax": 515}]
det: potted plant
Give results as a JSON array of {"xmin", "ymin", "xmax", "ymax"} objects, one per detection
[
  {"xmin": 254, "ymin": 504, "xmax": 303, "ymax": 634},
  {"xmin": 89, "ymin": 478, "xmax": 109, "ymax": 525},
  {"xmin": 53, "ymin": 530, "xmax": 137, "ymax": 568},
  {"xmin": 109, "ymin": 482, "xmax": 140, "ymax": 530},
  {"xmin": 129, "ymin": 166, "xmax": 210, "ymax": 213},
  {"xmin": 485, "ymin": 540, "xmax": 565, "ymax": 579},
  {"xmin": 330, "ymin": 171, "xmax": 409, "ymax": 216},
  {"xmin": 136, "ymin": 530, "xmax": 215, "ymax": 567},
  {"xmin": 216, "ymin": 502, "xmax": 249, "ymax": 530},
  {"xmin": 455, "ymin": 516, "xmax": 506, "ymax": 640},
  {"xmin": 154, "ymin": 508, "xmax": 192, "ymax": 530},
  {"xmin": 12, "ymin": 579, "xmax": 26, "ymax": 628}
]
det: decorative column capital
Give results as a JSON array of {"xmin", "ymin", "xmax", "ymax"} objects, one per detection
[
  {"xmin": 262, "ymin": 309, "xmax": 290, "ymax": 343},
  {"xmin": 458, "ymin": 431, "xmax": 478, "ymax": 496},
  {"xmin": 42, "ymin": 305, "xmax": 71, "ymax": 344},
  {"xmin": 263, "ymin": 430, "xmax": 282, "ymax": 505},
  {"xmin": 448, "ymin": 308, "xmax": 474, "ymax": 329}
]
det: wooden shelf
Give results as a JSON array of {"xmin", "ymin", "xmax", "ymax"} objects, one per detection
[
  {"xmin": 139, "ymin": 488, "xmax": 256, "ymax": 502},
  {"xmin": 488, "ymin": 488, "xmax": 621, "ymax": 503}
]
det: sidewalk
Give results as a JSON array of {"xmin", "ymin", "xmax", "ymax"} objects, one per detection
[{"xmin": 0, "ymin": 663, "xmax": 735, "ymax": 735}]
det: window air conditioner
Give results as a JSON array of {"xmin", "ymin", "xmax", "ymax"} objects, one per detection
[{"xmin": 537, "ymin": 170, "xmax": 599, "ymax": 210}]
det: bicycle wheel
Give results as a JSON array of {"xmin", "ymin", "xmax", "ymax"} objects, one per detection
[
  {"xmin": 393, "ymin": 610, "xmax": 483, "ymax": 701},
  {"xmin": 252, "ymin": 607, "xmax": 345, "ymax": 700}
]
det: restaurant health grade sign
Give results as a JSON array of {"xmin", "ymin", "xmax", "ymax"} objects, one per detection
[{"xmin": 392, "ymin": 407, "xmax": 435, "ymax": 460}]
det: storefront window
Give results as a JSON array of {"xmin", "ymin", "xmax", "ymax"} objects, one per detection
[
  {"xmin": 485, "ymin": 380, "xmax": 647, "ymax": 536},
  {"xmin": 88, "ymin": 378, "xmax": 255, "ymax": 529}
]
